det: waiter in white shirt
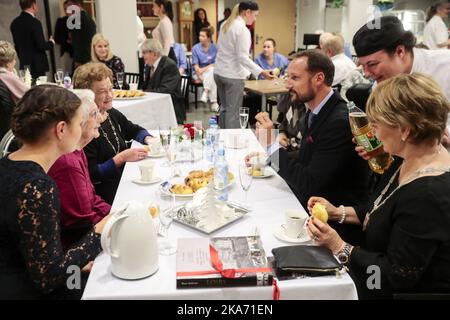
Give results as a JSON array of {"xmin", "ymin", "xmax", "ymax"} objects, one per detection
[
  {"xmin": 214, "ymin": 1, "xmax": 275, "ymax": 129},
  {"xmin": 424, "ymin": 1, "xmax": 450, "ymax": 50}
]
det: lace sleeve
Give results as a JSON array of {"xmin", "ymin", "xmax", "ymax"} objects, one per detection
[{"xmin": 16, "ymin": 178, "xmax": 102, "ymax": 294}]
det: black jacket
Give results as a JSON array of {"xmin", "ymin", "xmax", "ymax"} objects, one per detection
[
  {"xmin": 71, "ymin": 10, "xmax": 96, "ymax": 65},
  {"xmin": 0, "ymin": 80, "xmax": 16, "ymax": 139},
  {"xmin": 10, "ymin": 12, "xmax": 53, "ymax": 78},
  {"xmin": 142, "ymin": 56, "xmax": 185, "ymax": 124},
  {"xmin": 273, "ymin": 91, "xmax": 370, "ymax": 243},
  {"xmin": 54, "ymin": 16, "xmax": 73, "ymax": 57}
]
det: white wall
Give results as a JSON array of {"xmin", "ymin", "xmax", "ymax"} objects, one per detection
[
  {"xmin": 296, "ymin": 0, "xmax": 326, "ymax": 50},
  {"xmin": 96, "ymin": 0, "xmax": 138, "ymax": 73},
  {"xmin": 341, "ymin": 0, "xmax": 373, "ymax": 54}
]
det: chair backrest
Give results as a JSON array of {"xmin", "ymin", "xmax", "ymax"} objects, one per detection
[
  {"xmin": 180, "ymin": 75, "xmax": 190, "ymax": 109},
  {"xmin": 0, "ymin": 130, "xmax": 20, "ymax": 158},
  {"xmin": 124, "ymin": 73, "xmax": 140, "ymax": 86}
]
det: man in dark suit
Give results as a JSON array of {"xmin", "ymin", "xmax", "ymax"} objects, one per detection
[
  {"xmin": 70, "ymin": 0, "xmax": 96, "ymax": 68},
  {"xmin": 255, "ymin": 50, "xmax": 369, "ymax": 244},
  {"xmin": 10, "ymin": 0, "xmax": 55, "ymax": 79},
  {"xmin": 141, "ymin": 39, "xmax": 185, "ymax": 124}
]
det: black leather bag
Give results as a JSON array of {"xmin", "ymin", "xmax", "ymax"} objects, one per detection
[{"xmin": 272, "ymin": 245, "xmax": 342, "ymax": 278}]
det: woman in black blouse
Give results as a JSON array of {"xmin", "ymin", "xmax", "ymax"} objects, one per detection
[
  {"xmin": 0, "ymin": 85, "xmax": 110, "ymax": 299},
  {"xmin": 193, "ymin": 8, "xmax": 211, "ymax": 45},
  {"xmin": 91, "ymin": 33, "xmax": 125, "ymax": 89},
  {"xmin": 307, "ymin": 73, "xmax": 450, "ymax": 299},
  {"xmin": 73, "ymin": 62, "xmax": 153, "ymax": 204}
]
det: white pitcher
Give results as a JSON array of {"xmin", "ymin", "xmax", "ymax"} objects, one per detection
[{"xmin": 101, "ymin": 200, "xmax": 159, "ymax": 279}]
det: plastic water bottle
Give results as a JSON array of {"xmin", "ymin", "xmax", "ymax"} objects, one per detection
[
  {"xmin": 63, "ymin": 72, "xmax": 72, "ymax": 89},
  {"xmin": 214, "ymin": 148, "xmax": 229, "ymax": 201},
  {"xmin": 206, "ymin": 117, "xmax": 219, "ymax": 163}
]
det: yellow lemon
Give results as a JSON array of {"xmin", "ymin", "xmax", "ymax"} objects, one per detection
[
  {"xmin": 149, "ymin": 203, "xmax": 160, "ymax": 218},
  {"xmin": 312, "ymin": 203, "xmax": 328, "ymax": 223}
]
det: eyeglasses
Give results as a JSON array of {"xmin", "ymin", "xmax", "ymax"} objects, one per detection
[
  {"xmin": 89, "ymin": 108, "xmax": 100, "ymax": 118},
  {"xmin": 95, "ymin": 87, "xmax": 113, "ymax": 96}
]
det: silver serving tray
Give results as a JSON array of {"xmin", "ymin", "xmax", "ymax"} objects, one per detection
[{"xmin": 172, "ymin": 201, "xmax": 249, "ymax": 235}]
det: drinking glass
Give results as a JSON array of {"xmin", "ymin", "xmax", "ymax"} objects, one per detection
[
  {"xmin": 167, "ymin": 137, "xmax": 178, "ymax": 177},
  {"xmin": 55, "ymin": 69, "xmax": 64, "ymax": 86},
  {"xmin": 116, "ymin": 72, "xmax": 124, "ymax": 90},
  {"xmin": 239, "ymin": 107, "xmax": 249, "ymax": 129},
  {"xmin": 238, "ymin": 159, "xmax": 253, "ymax": 209},
  {"xmin": 159, "ymin": 125, "xmax": 171, "ymax": 167},
  {"xmin": 18, "ymin": 70, "xmax": 25, "ymax": 82},
  {"xmin": 159, "ymin": 194, "xmax": 177, "ymax": 255}
]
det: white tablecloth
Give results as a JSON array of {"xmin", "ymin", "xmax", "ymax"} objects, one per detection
[
  {"xmin": 113, "ymin": 92, "xmax": 177, "ymax": 130},
  {"xmin": 82, "ymin": 129, "xmax": 358, "ymax": 300}
]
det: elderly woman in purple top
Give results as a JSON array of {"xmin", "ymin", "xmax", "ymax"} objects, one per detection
[{"xmin": 191, "ymin": 27, "xmax": 218, "ymax": 111}]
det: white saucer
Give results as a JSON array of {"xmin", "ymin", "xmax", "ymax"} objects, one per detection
[
  {"xmin": 132, "ymin": 176, "xmax": 162, "ymax": 185},
  {"xmin": 273, "ymin": 225, "xmax": 311, "ymax": 243},
  {"xmin": 250, "ymin": 168, "xmax": 275, "ymax": 179},
  {"xmin": 147, "ymin": 152, "xmax": 165, "ymax": 158}
]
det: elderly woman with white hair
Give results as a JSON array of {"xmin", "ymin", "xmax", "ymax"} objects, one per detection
[
  {"xmin": 0, "ymin": 40, "xmax": 29, "ymax": 138},
  {"xmin": 141, "ymin": 38, "xmax": 185, "ymax": 123},
  {"xmin": 48, "ymin": 89, "xmax": 111, "ymax": 249}
]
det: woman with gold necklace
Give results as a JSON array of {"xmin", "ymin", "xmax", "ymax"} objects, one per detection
[
  {"xmin": 73, "ymin": 63, "xmax": 153, "ymax": 204},
  {"xmin": 306, "ymin": 73, "xmax": 450, "ymax": 299}
]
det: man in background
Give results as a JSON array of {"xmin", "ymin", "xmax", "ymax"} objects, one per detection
[
  {"xmin": 217, "ymin": 8, "xmax": 231, "ymax": 35},
  {"xmin": 70, "ymin": 0, "xmax": 96, "ymax": 68},
  {"xmin": 10, "ymin": 0, "xmax": 55, "ymax": 79}
]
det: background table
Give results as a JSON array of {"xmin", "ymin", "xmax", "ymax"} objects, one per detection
[
  {"xmin": 83, "ymin": 129, "xmax": 357, "ymax": 300},
  {"xmin": 244, "ymin": 79, "xmax": 289, "ymax": 112},
  {"xmin": 113, "ymin": 92, "xmax": 177, "ymax": 130}
]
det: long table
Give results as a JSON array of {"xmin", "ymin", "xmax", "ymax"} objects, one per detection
[
  {"xmin": 113, "ymin": 92, "xmax": 178, "ymax": 130},
  {"xmin": 82, "ymin": 129, "xmax": 357, "ymax": 300},
  {"xmin": 244, "ymin": 79, "xmax": 289, "ymax": 112}
]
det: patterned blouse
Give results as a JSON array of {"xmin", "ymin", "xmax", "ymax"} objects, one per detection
[
  {"xmin": 102, "ymin": 55, "xmax": 125, "ymax": 89},
  {"xmin": 0, "ymin": 157, "xmax": 102, "ymax": 299}
]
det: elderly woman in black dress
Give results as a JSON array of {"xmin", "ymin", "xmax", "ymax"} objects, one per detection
[{"xmin": 307, "ymin": 73, "xmax": 450, "ymax": 299}]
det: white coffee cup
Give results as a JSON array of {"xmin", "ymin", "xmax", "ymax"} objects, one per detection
[
  {"xmin": 282, "ymin": 209, "xmax": 308, "ymax": 239},
  {"xmin": 129, "ymin": 83, "xmax": 138, "ymax": 90},
  {"xmin": 138, "ymin": 159, "xmax": 155, "ymax": 182},
  {"xmin": 148, "ymin": 140, "xmax": 162, "ymax": 155},
  {"xmin": 250, "ymin": 155, "xmax": 268, "ymax": 170}
]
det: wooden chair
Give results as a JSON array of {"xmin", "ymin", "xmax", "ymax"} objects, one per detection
[{"xmin": 124, "ymin": 72, "xmax": 140, "ymax": 88}]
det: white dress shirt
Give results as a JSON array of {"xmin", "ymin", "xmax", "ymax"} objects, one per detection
[
  {"xmin": 424, "ymin": 15, "xmax": 449, "ymax": 50},
  {"xmin": 331, "ymin": 53, "xmax": 357, "ymax": 86},
  {"xmin": 411, "ymin": 47, "xmax": 450, "ymax": 100},
  {"xmin": 214, "ymin": 16, "xmax": 263, "ymax": 79}
]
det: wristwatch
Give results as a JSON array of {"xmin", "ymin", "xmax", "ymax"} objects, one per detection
[{"xmin": 337, "ymin": 243, "xmax": 353, "ymax": 264}]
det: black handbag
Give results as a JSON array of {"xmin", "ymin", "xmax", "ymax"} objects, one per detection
[{"xmin": 272, "ymin": 245, "xmax": 343, "ymax": 279}]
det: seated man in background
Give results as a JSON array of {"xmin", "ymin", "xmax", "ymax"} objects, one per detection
[
  {"xmin": 141, "ymin": 39, "xmax": 185, "ymax": 124},
  {"xmin": 253, "ymin": 50, "xmax": 370, "ymax": 244},
  {"xmin": 321, "ymin": 35, "xmax": 357, "ymax": 87}
]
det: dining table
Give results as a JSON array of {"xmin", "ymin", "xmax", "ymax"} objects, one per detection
[
  {"xmin": 244, "ymin": 79, "xmax": 289, "ymax": 113},
  {"xmin": 113, "ymin": 92, "xmax": 178, "ymax": 130},
  {"xmin": 82, "ymin": 129, "xmax": 358, "ymax": 300}
]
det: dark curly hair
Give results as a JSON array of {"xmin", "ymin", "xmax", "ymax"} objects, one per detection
[{"xmin": 11, "ymin": 85, "xmax": 81, "ymax": 144}]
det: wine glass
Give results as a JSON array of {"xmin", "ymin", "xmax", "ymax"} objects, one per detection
[
  {"xmin": 239, "ymin": 107, "xmax": 249, "ymax": 129},
  {"xmin": 167, "ymin": 137, "xmax": 177, "ymax": 177},
  {"xmin": 159, "ymin": 125, "xmax": 171, "ymax": 167},
  {"xmin": 55, "ymin": 69, "xmax": 64, "ymax": 86},
  {"xmin": 18, "ymin": 70, "xmax": 25, "ymax": 82},
  {"xmin": 159, "ymin": 194, "xmax": 177, "ymax": 255},
  {"xmin": 116, "ymin": 72, "xmax": 124, "ymax": 90},
  {"xmin": 238, "ymin": 159, "xmax": 253, "ymax": 210}
]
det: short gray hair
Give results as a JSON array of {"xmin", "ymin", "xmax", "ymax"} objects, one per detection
[
  {"xmin": 0, "ymin": 41, "xmax": 17, "ymax": 67},
  {"xmin": 70, "ymin": 89, "xmax": 96, "ymax": 125},
  {"xmin": 141, "ymin": 39, "xmax": 163, "ymax": 56}
]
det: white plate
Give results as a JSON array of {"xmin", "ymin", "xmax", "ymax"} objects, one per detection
[
  {"xmin": 147, "ymin": 151, "xmax": 165, "ymax": 158},
  {"xmin": 250, "ymin": 167, "xmax": 275, "ymax": 179},
  {"xmin": 132, "ymin": 176, "xmax": 162, "ymax": 185},
  {"xmin": 273, "ymin": 225, "xmax": 312, "ymax": 243}
]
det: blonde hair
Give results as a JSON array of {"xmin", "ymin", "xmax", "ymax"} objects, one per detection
[
  {"xmin": 91, "ymin": 33, "xmax": 114, "ymax": 62},
  {"xmin": 73, "ymin": 62, "xmax": 113, "ymax": 90},
  {"xmin": 0, "ymin": 41, "xmax": 17, "ymax": 67},
  {"xmin": 221, "ymin": 4, "xmax": 240, "ymax": 34},
  {"xmin": 366, "ymin": 73, "xmax": 450, "ymax": 145},
  {"xmin": 322, "ymin": 35, "xmax": 344, "ymax": 56}
]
